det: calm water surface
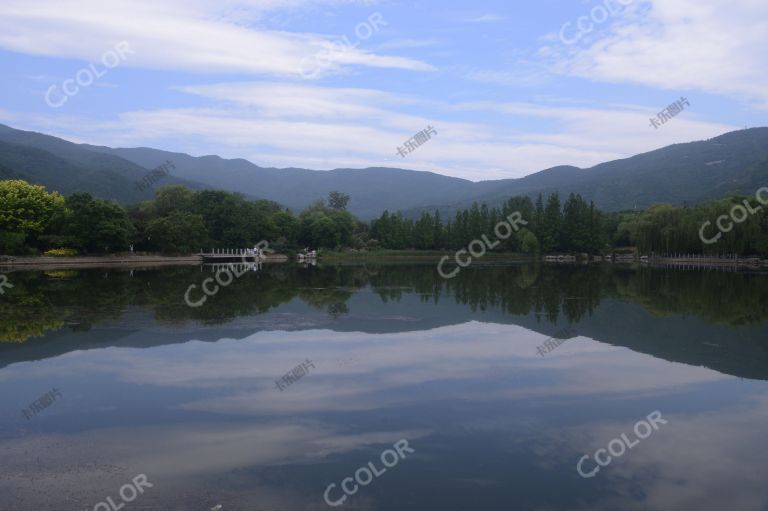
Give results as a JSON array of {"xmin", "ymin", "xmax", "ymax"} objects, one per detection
[{"xmin": 1, "ymin": 263, "xmax": 768, "ymax": 510}]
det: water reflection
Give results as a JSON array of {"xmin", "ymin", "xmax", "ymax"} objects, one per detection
[
  {"xmin": 1, "ymin": 264, "xmax": 767, "ymax": 510},
  {"xmin": 1, "ymin": 264, "xmax": 767, "ymax": 379}
]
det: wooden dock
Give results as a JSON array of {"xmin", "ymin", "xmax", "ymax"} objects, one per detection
[{"xmin": 199, "ymin": 249, "xmax": 288, "ymax": 263}]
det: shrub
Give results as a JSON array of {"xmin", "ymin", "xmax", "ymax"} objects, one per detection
[
  {"xmin": 44, "ymin": 248, "xmax": 79, "ymax": 257},
  {"xmin": 44, "ymin": 270, "xmax": 79, "ymax": 279}
]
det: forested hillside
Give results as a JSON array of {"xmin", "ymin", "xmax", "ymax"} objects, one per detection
[{"xmin": 2, "ymin": 123, "xmax": 767, "ymax": 218}]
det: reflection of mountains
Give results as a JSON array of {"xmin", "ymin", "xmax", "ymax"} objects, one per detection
[{"xmin": 1, "ymin": 264, "xmax": 767, "ymax": 380}]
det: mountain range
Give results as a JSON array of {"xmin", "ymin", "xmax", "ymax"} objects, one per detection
[{"xmin": 1, "ymin": 123, "xmax": 767, "ymax": 219}]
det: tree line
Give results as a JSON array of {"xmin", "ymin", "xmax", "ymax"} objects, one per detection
[
  {"xmin": 371, "ymin": 193, "xmax": 605, "ymax": 253},
  {"xmin": 1, "ymin": 178, "xmax": 767, "ymax": 256},
  {"xmin": 0, "ymin": 180, "xmax": 357, "ymax": 255},
  {"xmin": 611, "ymin": 197, "xmax": 768, "ymax": 256}
]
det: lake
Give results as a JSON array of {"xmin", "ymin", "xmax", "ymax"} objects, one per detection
[{"xmin": 1, "ymin": 262, "xmax": 768, "ymax": 510}]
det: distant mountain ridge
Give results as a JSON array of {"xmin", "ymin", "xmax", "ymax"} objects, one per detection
[
  {"xmin": 80, "ymin": 144, "xmax": 477, "ymax": 218},
  {"xmin": 0, "ymin": 124, "xmax": 211, "ymax": 203},
  {"xmin": 410, "ymin": 129, "xmax": 768, "ymax": 218},
  {"xmin": 1, "ymin": 123, "xmax": 767, "ymax": 218}
]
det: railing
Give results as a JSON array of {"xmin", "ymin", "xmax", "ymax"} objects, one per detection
[
  {"xmin": 200, "ymin": 248, "xmax": 262, "ymax": 256},
  {"xmin": 205, "ymin": 262, "xmax": 262, "ymax": 273}
]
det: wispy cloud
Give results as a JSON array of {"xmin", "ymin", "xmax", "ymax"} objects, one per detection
[
  {"xmin": 461, "ymin": 14, "xmax": 507, "ymax": 23},
  {"xmin": 0, "ymin": 0, "xmax": 759, "ymax": 180},
  {"xmin": 539, "ymin": 0, "xmax": 768, "ymax": 108},
  {"xmin": 0, "ymin": 0, "xmax": 433, "ymax": 78},
  {"xmin": 0, "ymin": 81, "xmax": 736, "ymax": 181},
  {"xmin": 375, "ymin": 38, "xmax": 438, "ymax": 50}
]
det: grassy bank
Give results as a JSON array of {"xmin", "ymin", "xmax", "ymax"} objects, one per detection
[
  {"xmin": 0, "ymin": 253, "xmax": 293, "ymax": 271},
  {"xmin": 0, "ymin": 254, "xmax": 203, "ymax": 271},
  {"xmin": 319, "ymin": 250, "xmax": 534, "ymax": 262}
]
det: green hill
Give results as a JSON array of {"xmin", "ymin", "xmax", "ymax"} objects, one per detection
[{"xmin": 1, "ymin": 123, "xmax": 767, "ymax": 216}]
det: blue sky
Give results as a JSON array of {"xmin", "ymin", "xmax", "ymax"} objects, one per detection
[{"xmin": 0, "ymin": 0, "xmax": 765, "ymax": 181}]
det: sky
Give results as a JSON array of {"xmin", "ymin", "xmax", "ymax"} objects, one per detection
[{"xmin": 0, "ymin": 0, "xmax": 766, "ymax": 181}]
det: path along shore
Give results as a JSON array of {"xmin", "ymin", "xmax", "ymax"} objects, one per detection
[{"xmin": 0, "ymin": 254, "xmax": 288, "ymax": 271}]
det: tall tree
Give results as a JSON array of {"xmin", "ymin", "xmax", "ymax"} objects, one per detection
[
  {"xmin": 64, "ymin": 193, "xmax": 135, "ymax": 252},
  {"xmin": 542, "ymin": 193, "xmax": 562, "ymax": 253},
  {"xmin": 146, "ymin": 212, "xmax": 207, "ymax": 254},
  {"xmin": 0, "ymin": 180, "xmax": 65, "ymax": 253},
  {"xmin": 328, "ymin": 191, "xmax": 351, "ymax": 210}
]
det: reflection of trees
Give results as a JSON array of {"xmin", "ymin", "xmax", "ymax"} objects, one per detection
[
  {"xmin": 515, "ymin": 263, "xmax": 540, "ymax": 290},
  {"xmin": 296, "ymin": 266, "xmax": 357, "ymax": 310},
  {"xmin": 0, "ymin": 270, "xmax": 137, "ymax": 343},
  {"xmin": 0, "ymin": 273, "xmax": 67, "ymax": 342},
  {"xmin": 0, "ymin": 308, "xmax": 64, "ymax": 343},
  {"xmin": 43, "ymin": 270, "xmax": 79, "ymax": 279},
  {"xmin": 327, "ymin": 303, "xmax": 349, "ymax": 317},
  {"xmin": 611, "ymin": 268, "xmax": 768, "ymax": 326},
  {"xmin": 363, "ymin": 263, "xmax": 768, "ymax": 327},
  {"xmin": 2, "ymin": 263, "xmax": 768, "ymax": 344},
  {"xmin": 149, "ymin": 267, "xmax": 299, "ymax": 325},
  {"xmin": 428, "ymin": 264, "xmax": 603, "ymax": 324}
]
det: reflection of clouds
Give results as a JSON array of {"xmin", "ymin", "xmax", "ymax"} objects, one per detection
[
  {"xmin": 128, "ymin": 322, "xmax": 725, "ymax": 414},
  {"xmin": 3, "ymin": 322, "xmax": 728, "ymax": 418},
  {"xmin": 0, "ymin": 422, "xmax": 427, "ymax": 509},
  {"xmin": 553, "ymin": 395, "xmax": 768, "ymax": 511},
  {"xmin": 1, "ymin": 321, "xmax": 765, "ymax": 509}
]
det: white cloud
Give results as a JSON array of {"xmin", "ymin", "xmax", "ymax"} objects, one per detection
[
  {"xmin": 0, "ymin": 0, "xmax": 758, "ymax": 180},
  {"xmin": 541, "ymin": 0, "xmax": 768, "ymax": 108},
  {"xmin": 0, "ymin": 0, "xmax": 432, "ymax": 78},
  {"xmin": 462, "ymin": 14, "xmax": 507, "ymax": 23},
  {"xmin": 0, "ymin": 79, "xmax": 737, "ymax": 180},
  {"xmin": 176, "ymin": 82, "xmax": 411, "ymax": 119},
  {"xmin": 555, "ymin": 399, "xmax": 768, "ymax": 511},
  {"xmin": 374, "ymin": 38, "xmax": 438, "ymax": 50}
]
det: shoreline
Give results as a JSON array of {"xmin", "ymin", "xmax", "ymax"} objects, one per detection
[
  {"xmin": 0, "ymin": 254, "xmax": 288, "ymax": 271},
  {"xmin": 1, "ymin": 251, "xmax": 766, "ymax": 271},
  {"xmin": 321, "ymin": 251, "xmax": 533, "ymax": 262}
]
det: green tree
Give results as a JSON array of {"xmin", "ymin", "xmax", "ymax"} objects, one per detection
[
  {"xmin": 298, "ymin": 202, "xmax": 356, "ymax": 249},
  {"xmin": 328, "ymin": 191, "xmax": 351, "ymax": 210},
  {"xmin": 541, "ymin": 193, "xmax": 562, "ymax": 253},
  {"xmin": 519, "ymin": 228, "xmax": 540, "ymax": 254},
  {"xmin": 64, "ymin": 193, "xmax": 135, "ymax": 253},
  {"xmin": 413, "ymin": 211, "xmax": 435, "ymax": 249},
  {"xmin": 191, "ymin": 190, "xmax": 253, "ymax": 247},
  {"xmin": 146, "ymin": 212, "xmax": 208, "ymax": 254},
  {"xmin": 561, "ymin": 193, "xmax": 590, "ymax": 251},
  {"xmin": 0, "ymin": 180, "xmax": 65, "ymax": 253},
  {"xmin": 151, "ymin": 185, "xmax": 196, "ymax": 217}
]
